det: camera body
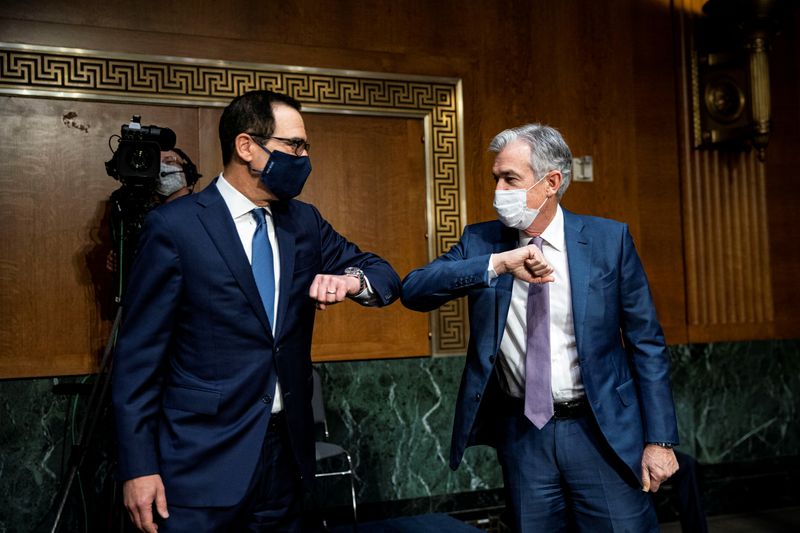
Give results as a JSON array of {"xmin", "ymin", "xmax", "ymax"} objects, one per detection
[{"xmin": 106, "ymin": 115, "xmax": 176, "ymax": 188}]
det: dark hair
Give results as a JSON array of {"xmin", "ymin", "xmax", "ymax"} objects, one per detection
[{"xmin": 218, "ymin": 90, "xmax": 302, "ymax": 165}]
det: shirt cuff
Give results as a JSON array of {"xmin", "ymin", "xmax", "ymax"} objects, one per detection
[
  {"xmin": 351, "ymin": 275, "xmax": 379, "ymax": 306},
  {"xmin": 487, "ymin": 254, "xmax": 499, "ymax": 281}
]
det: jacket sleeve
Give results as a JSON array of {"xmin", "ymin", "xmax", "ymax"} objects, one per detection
[
  {"xmin": 401, "ymin": 226, "xmax": 494, "ymax": 312},
  {"xmin": 111, "ymin": 209, "xmax": 183, "ymax": 480},
  {"xmin": 619, "ymin": 225, "xmax": 679, "ymax": 444},
  {"xmin": 313, "ymin": 205, "xmax": 401, "ymax": 307}
]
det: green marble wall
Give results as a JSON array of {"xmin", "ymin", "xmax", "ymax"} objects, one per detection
[
  {"xmin": 670, "ymin": 340, "xmax": 800, "ymax": 463},
  {"xmin": 1, "ymin": 339, "xmax": 799, "ymax": 531},
  {"xmin": 317, "ymin": 357, "xmax": 502, "ymax": 503}
]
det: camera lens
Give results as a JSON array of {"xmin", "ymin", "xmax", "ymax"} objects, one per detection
[{"xmin": 128, "ymin": 148, "xmax": 152, "ymax": 171}]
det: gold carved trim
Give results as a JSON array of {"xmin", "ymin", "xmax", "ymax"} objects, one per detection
[{"xmin": 0, "ymin": 42, "xmax": 467, "ymax": 355}]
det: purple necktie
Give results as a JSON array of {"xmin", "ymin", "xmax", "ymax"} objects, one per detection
[{"xmin": 524, "ymin": 236, "xmax": 553, "ymax": 429}]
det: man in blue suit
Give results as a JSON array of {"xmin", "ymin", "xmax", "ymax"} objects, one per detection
[
  {"xmin": 112, "ymin": 90, "xmax": 401, "ymax": 532},
  {"xmin": 402, "ymin": 124, "xmax": 679, "ymax": 532}
]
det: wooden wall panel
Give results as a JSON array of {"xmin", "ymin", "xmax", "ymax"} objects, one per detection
[
  {"xmin": 766, "ymin": 9, "xmax": 800, "ymax": 340},
  {"xmin": 1, "ymin": 0, "xmax": 797, "ymax": 377},
  {"xmin": 682, "ymin": 150, "xmax": 775, "ymax": 341},
  {"xmin": 300, "ymin": 114, "xmax": 430, "ymax": 360},
  {"xmin": 0, "ymin": 97, "xmax": 201, "ymax": 377},
  {"xmin": 674, "ymin": 0, "xmax": 800, "ymax": 342}
]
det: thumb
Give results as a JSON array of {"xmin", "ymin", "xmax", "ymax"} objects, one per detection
[
  {"xmin": 641, "ymin": 464, "xmax": 651, "ymax": 492},
  {"xmin": 155, "ymin": 482, "xmax": 169, "ymax": 519}
]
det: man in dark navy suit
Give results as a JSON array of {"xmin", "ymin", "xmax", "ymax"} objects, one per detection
[
  {"xmin": 402, "ymin": 124, "xmax": 679, "ymax": 532},
  {"xmin": 112, "ymin": 90, "xmax": 400, "ymax": 532}
]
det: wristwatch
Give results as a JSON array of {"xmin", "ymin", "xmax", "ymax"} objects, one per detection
[
  {"xmin": 649, "ymin": 442, "xmax": 674, "ymax": 449},
  {"xmin": 344, "ymin": 267, "xmax": 366, "ymax": 294}
]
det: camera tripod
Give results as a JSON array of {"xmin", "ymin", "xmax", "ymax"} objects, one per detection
[{"xmin": 46, "ymin": 198, "xmax": 145, "ymax": 533}]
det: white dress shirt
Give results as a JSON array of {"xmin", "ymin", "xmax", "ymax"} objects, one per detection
[
  {"xmin": 216, "ymin": 175, "xmax": 285, "ymax": 412},
  {"xmin": 489, "ymin": 205, "xmax": 584, "ymax": 402},
  {"xmin": 215, "ymin": 174, "xmax": 377, "ymax": 412}
]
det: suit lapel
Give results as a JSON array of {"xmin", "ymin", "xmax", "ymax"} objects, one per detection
[
  {"xmin": 271, "ymin": 203, "xmax": 296, "ymax": 341},
  {"xmin": 195, "ymin": 183, "xmax": 273, "ymax": 340},
  {"xmin": 564, "ymin": 209, "xmax": 591, "ymax": 356}
]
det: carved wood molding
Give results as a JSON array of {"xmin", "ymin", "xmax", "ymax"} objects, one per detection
[{"xmin": 0, "ymin": 42, "xmax": 468, "ymax": 354}]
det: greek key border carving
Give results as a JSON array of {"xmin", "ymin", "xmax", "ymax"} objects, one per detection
[{"xmin": 0, "ymin": 43, "xmax": 467, "ymax": 355}]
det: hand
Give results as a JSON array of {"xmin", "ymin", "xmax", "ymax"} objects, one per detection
[
  {"xmin": 309, "ymin": 274, "xmax": 361, "ymax": 310},
  {"xmin": 123, "ymin": 474, "xmax": 169, "ymax": 532},
  {"xmin": 641, "ymin": 444, "xmax": 679, "ymax": 492},
  {"xmin": 493, "ymin": 245, "xmax": 555, "ymax": 283}
]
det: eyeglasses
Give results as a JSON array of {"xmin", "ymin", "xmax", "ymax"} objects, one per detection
[{"xmin": 250, "ymin": 134, "xmax": 310, "ymax": 156}]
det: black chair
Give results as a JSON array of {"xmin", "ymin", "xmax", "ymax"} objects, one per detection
[{"xmin": 312, "ymin": 368, "xmax": 358, "ymax": 523}]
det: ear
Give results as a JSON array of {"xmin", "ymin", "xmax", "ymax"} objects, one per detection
[
  {"xmin": 546, "ymin": 170, "xmax": 563, "ymax": 197},
  {"xmin": 234, "ymin": 133, "xmax": 258, "ymax": 163}
]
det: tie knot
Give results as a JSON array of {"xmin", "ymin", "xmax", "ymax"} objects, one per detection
[
  {"xmin": 532, "ymin": 236, "xmax": 544, "ymax": 250},
  {"xmin": 251, "ymin": 208, "xmax": 266, "ymax": 227}
]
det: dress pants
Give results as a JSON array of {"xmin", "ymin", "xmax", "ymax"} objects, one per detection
[
  {"xmin": 496, "ymin": 395, "xmax": 658, "ymax": 533},
  {"xmin": 156, "ymin": 412, "xmax": 303, "ymax": 532}
]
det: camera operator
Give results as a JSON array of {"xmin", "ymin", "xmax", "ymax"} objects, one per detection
[
  {"xmin": 155, "ymin": 149, "xmax": 196, "ymax": 201},
  {"xmin": 105, "ymin": 148, "xmax": 199, "ymax": 274},
  {"xmin": 104, "ymin": 118, "xmax": 202, "ymax": 306}
]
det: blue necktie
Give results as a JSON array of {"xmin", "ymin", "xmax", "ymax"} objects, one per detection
[
  {"xmin": 524, "ymin": 236, "xmax": 553, "ymax": 429},
  {"xmin": 251, "ymin": 208, "xmax": 275, "ymax": 330}
]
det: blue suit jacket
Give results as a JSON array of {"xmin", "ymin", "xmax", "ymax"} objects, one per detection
[
  {"xmin": 112, "ymin": 181, "xmax": 400, "ymax": 507},
  {"xmin": 401, "ymin": 209, "xmax": 678, "ymax": 484}
]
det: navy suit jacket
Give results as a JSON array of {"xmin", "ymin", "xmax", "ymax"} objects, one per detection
[
  {"xmin": 112, "ymin": 181, "xmax": 400, "ymax": 507},
  {"xmin": 401, "ymin": 209, "xmax": 678, "ymax": 484}
]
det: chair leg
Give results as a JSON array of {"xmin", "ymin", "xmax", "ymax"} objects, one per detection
[{"xmin": 345, "ymin": 452, "xmax": 357, "ymax": 524}]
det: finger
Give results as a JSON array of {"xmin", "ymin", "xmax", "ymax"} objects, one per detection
[
  {"xmin": 126, "ymin": 506, "xmax": 141, "ymax": 531},
  {"xmin": 155, "ymin": 484, "xmax": 169, "ymax": 519},
  {"xmin": 525, "ymin": 259, "xmax": 554, "ymax": 276},
  {"xmin": 649, "ymin": 478, "xmax": 662, "ymax": 493},
  {"xmin": 323, "ymin": 283, "xmax": 339, "ymax": 303},
  {"xmin": 336, "ymin": 282, "xmax": 348, "ymax": 301},
  {"xmin": 316, "ymin": 302, "xmax": 327, "ymax": 310},
  {"xmin": 139, "ymin": 504, "xmax": 155, "ymax": 533},
  {"xmin": 641, "ymin": 465, "xmax": 651, "ymax": 492},
  {"xmin": 309, "ymin": 276, "xmax": 321, "ymax": 299}
]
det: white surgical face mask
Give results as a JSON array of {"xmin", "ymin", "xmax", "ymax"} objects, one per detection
[
  {"xmin": 156, "ymin": 163, "xmax": 187, "ymax": 196},
  {"xmin": 493, "ymin": 175, "xmax": 548, "ymax": 230}
]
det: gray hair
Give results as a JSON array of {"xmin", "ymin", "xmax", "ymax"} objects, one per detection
[{"xmin": 488, "ymin": 124, "xmax": 573, "ymax": 199}]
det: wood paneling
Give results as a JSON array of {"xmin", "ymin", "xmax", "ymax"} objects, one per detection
[
  {"xmin": 0, "ymin": 97, "xmax": 201, "ymax": 377},
  {"xmin": 301, "ymin": 114, "xmax": 430, "ymax": 360},
  {"xmin": 674, "ymin": 0, "xmax": 800, "ymax": 342},
  {"xmin": 1, "ymin": 0, "xmax": 798, "ymax": 377}
]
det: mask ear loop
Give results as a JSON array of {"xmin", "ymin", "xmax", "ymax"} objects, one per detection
[{"xmin": 246, "ymin": 136, "xmax": 272, "ymax": 175}]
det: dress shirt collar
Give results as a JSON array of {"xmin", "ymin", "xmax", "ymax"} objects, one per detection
[
  {"xmin": 517, "ymin": 204, "xmax": 565, "ymax": 251},
  {"xmin": 216, "ymin": 173, "xmax": 273, "ymax": 219}
]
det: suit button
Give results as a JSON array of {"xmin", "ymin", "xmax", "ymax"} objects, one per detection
[
  {"xmin": 475, "ymin": 393, "xmax": 481, "ymax": 401},
  {"xmin": 262, "ymin": 395, "xmax": 272, "ymax": 404}
]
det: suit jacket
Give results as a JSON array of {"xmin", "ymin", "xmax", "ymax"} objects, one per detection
[
  {"xmin": 112, "ymin": 181, "xmax": 400, "ymax": 507},
  {"xmin": 401, "ymin": 208, "xmax": 678, "ymax": 484}
]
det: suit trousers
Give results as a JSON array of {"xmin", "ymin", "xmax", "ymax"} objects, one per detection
[
  {"xmin": 156, "ymin": 413, "xmax": 303, "ymax": 532},
  {"xmin": 495, "ymin": 394, "xmax": 658, "ymax": 533}
]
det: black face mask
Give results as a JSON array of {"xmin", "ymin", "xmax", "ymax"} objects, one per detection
[{"xmin": 252, "ymin": 140, "xmax": 312, "ymax": 201}]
